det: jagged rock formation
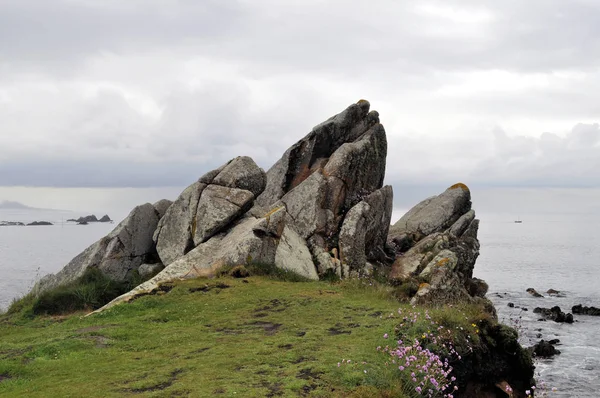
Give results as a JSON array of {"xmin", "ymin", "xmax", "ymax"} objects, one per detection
[
  {"xmin": 28, "ymin": 99, "xmax": 532, "ymax": 395},
  {"xmin": 387, "ymin": 183, "xmax": 483, "ymax": 306},
  {"xmin": 33, "ymin": 100, "xmax": 480, "ymax": 314},
  {"xmin": 87, "ymin": 100, "xmax": 392, "ymax": 311}
]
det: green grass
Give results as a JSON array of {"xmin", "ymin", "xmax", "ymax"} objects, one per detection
[
  {"xmin": 7, "ymin": 268, "xmax": 141, "ymax": 318},
  {"xmin": 0, "ymin": 275, "xmax": 515, "ymax": 397},
  {"xmin": 0, "ymin": 276, "xmax": 414, "ymax": 397}
]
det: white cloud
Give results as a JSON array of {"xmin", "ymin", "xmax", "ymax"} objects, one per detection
[{"xmin": 1, "ymin": 0, "xmax": 600, "ymax": 193}]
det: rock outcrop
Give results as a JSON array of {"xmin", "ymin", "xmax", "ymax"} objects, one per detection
[
  {"xmin": 27, "ymin": 99, "xmax": 534, "ymax": 396},
  {"xmin": 33, "ymin": 200, "xmax": 170, "ymax": 295},
  {"xmin": 85, "ymin": 100, "xmax": 392, "ymax": 311},
  {"xmin": 533, "ymin": 306, "xmax": 574, "ymax": 323},
  {"xmin": 35, "ymin": 100, "xmax": 484, "ymax": 312},
  {"xmin": 387, "ymin": 184, "xmax": 482, "ymax": 306},
  {"xmin": 27, "ymin": 221, "xmax": 53, "ymax": 226}
]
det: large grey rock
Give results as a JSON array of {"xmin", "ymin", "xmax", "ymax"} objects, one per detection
[
  {"xmin": 153, "ymin": 181, "xmax": 206, "ymax": 266},
  {"xmin": 274, "ymin": 226, "xmax": 319, "ymax": 280},
  {"xmin": 256, "ymin": 100, "xmax": 380, "ymax": 208},
  {"xmin": 389, "ymin": 183, "xmax": 471, "ymax": 244},
  {"xmin": 338, "ymin": 186, "xmax": 393, "ymax": 275},
  {"xmin": 33, "ymin": 203, "xmax": 162, "ymax": 295},
  {"xmin": 260, "ymin": 105, "xmax": 388, "ymax": 273},
  {"xmin": 212, "ymin": 156, "xmax": 267, "ymax": 197},
  {"xmin": 153, "ymin": 157, "xmax": 266, "ymax": 265},
  {"xmin": 388, "ymin": 184, "xmax": 482, "ymax": 306},
  {"xmin": 92, "ymin": 207, "xmax": 317, "ymax": 313},
  {"xmin": 193, "ymin": 185, "xmax": 254, "ymax": 245}
]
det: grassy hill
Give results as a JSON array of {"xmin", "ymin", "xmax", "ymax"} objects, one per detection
[{"xmin": 0, "ymin": 273, "xmax": 525, "ymax": 397}]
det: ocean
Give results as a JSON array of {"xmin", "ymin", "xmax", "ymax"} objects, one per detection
[{"xmin": 1, "ymin": 208, "xmax": 599, "ymax": 396}]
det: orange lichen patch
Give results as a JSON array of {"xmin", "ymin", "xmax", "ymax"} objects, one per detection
[
  {"xmin": 418, "ymin": 282, "xmax": 430, "ymax": 289},
  {"xmin": 263, "ymin": 206, "xmax": 284, "ymax": 225},
  {"xmin": 436, "ymin": 258, "xmax": 450, "ymax": 267},
  {"xmin": 448, "ymin": 182, "xmax": 469, "ymax": 191}
]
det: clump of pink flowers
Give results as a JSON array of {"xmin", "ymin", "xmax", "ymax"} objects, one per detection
[{"xmin": 378, "ymin": 308, "xmax": 463, "ymax": 397}]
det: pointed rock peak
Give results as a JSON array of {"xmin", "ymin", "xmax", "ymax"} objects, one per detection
[{"xmin": 256, "ymin": 100, "xmax": 383, "ymax": 208}]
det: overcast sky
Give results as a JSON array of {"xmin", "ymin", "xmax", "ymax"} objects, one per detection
[{"xmin": 2, "ymin": 0, "xmax": 600, "ymax": 214}]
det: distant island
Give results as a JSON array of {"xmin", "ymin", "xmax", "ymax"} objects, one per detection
[
  {"xmin": 67, "ymin": 215, "xmax": 113, "ymax": 224},
  {"xmin": 0, "ymin": 200, "xmax": 35, "ymax": 210}
]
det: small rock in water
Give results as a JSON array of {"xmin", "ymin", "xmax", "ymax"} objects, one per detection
[
  {"xmin": 548, "ymin": 339, "xmax": 560, "ymax": 345},
  {"xmin": 531, "ymin": 340, "xmax": 561, "ymax": 358},
  {"xmin": 526, "ymin": 288, "xmax": 544, "ymax": 298},
  {"xmin": 508, "ymin": 302, "xmax": 515, "ymax": 308},
  {"xmin": 533, "ymin": 306, "xmax": 574, "ymax": 323}
]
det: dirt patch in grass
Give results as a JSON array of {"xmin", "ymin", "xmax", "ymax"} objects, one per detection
[
  {"xmin": 124, "ymin": 368, "xmax": 184, "ymax": 393},
  {"xmin": 189, "ymin": 282, "xmax": 230, "ymax": 293},
  {"xmin": 277, "ymin": 343, "xmax": 293, "ymax": 350},
  {"xmin": 248, "ymin": 321, "xmax": 283, "ymax": 335},
  {"xmin": 254, "ymin": 298, "xmax": 289, "ymax": 313},
  {"xmin": 296, "ymin": 368, "xmax": 323, "ymax": 380},
  {"xmin": 328, "ymin": 324, "xmax": 351, "ymax": 335},
  {"xmin": 0, "ymin": 373, "xmax": 12, "ymax": 383}
]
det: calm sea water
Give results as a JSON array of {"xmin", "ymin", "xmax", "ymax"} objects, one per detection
[
  {"xmin": 475, "ymin": 212, "xmax": 600, "ymax": 398},
  {"xmin": 1, "ymin": 208, "xmax": 598, "ymax": 396}
]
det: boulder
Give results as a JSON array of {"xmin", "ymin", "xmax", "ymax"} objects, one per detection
[
  {"xmin": 153, "ymin": 157, "xmax": 266, "ymax": 265},
  {"xmin": 389, "ymin": 183, "xmax": 472, "ymax": 245},
  {"xmin": 530, "ymin": 340, "xmax": 561, "ymax": 358},
  {"xmin": 33, "ymin": 202, "xmax": 164, "ymax": 295},
  {"xmin": 389, "ymin": 183, "xmax": 481, "ymax": 306},
  {"xmin": 338, "ymin": 186, "xmax": 393, "ymax": 276}
]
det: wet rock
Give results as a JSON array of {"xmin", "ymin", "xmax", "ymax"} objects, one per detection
[
  {"xmin": 508, "ymin": 302, "xmax": 515, "ymax": 308},
  {"xmin": 530, "ymin": 340, "xmax": 561, "ymax": 358},
  {"xmin": 533, "ymin": 306, "xmax": 574, "ymax": 323},
  {"xmin": 526, "ymin": 288, "xmax": 544, "ymax": 298},
  {"xmin": 572, "ymin": 304, "xmax": 600, "ymax": 316}
]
